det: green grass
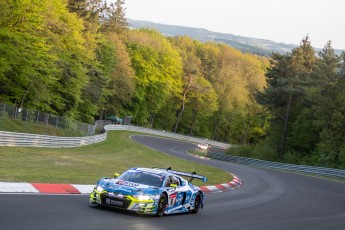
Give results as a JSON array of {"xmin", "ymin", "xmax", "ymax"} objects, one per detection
[
  {"xmin": 0, "ymin": 117, "xmax": 84, "ymax": 136},
  {"xmin": 0, "ymin": 131, "xmax": 232, "ymax": 186},
  {"xmin": 188, "ymin": 149, "xmax": 208, "ymax": 157}
]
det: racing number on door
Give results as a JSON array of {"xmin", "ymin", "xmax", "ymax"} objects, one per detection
[{"xmin": 169, "ymin": 193, "xmax": 177, "ymax": 206}]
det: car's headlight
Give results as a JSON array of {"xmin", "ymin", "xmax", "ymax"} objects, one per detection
[
  {"xmin": 96, "ymin": 185, "xmax": 104, "ymax": 192},
  {"xmin": 134, "ymin": 195, "xmax": 152, "ymax": 201}
]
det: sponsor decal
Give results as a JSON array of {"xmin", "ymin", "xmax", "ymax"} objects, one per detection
[
  {"xmin": 105, "ymin": 198, "xmax": 123, "ymax": 206},
  {"xmin": 108, "ymin": 185, "xmax": 132, "ymax": 193},
  {"xmin": 119, "ymin": 188, "xmax": 132, "ymax": 193},
  {"xmin": 185, "ymin": 195, "xmax": 191, "ymax": 202},
  {"xmin": 176, "ymin": 193, "xmax": 183, "ymax": 204},
  {"xmin": 116, "ymin": 180, "xmax": 139, "ymax": 187}
]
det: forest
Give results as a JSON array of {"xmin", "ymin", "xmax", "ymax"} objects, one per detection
[{"xmin": 0, "ymin": 0, "xmax": 344, "ymax": 169}]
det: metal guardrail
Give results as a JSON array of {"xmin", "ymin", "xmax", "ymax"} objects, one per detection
[
  {"xmin": 2, "ymin": 124, "xmax": 344, "ymax": 180},
  {"xmin": 104, "ymin": 125, "xmax": 231, "ymax": 149},
  {"xmin": 0, "ymin": 125, "xmax": 230, "ymax": 148},
  {"xmin": 207, "ymin": 150, "xmax": 345, "ymax": 180},
  {"xmin": 0, "ymin": 131, "xmax": 107, "ymax": 148}
]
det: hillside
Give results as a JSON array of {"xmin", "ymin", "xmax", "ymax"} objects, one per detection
[{"xmin": 128, "ymin": 19, "xmax": 344, "ymax": 56}]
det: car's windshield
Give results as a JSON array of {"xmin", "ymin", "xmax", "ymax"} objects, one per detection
[{"xmin": 118, "ymin": 170, "xmax": 164, "ymax": 187}]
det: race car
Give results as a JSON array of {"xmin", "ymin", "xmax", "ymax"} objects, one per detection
[
  {"xmin": 197, "ymin": 143, "xmax": 210, "ymax": 150},
  {"xmin": 89, "ymin": 167, "xmax": 207, "ymax": 216}
]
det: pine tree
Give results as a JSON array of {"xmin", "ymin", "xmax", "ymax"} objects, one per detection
[
  {"xmin": 261, "ymin": 36, "xmax": 317, "ymax": 160},
  {"xmin": 67, "ymin": 0, "xmax": 104, "ymax": 24},
  {"xmin": 102, "ymin": 0, "xmax": 129, "ymax": 37}
]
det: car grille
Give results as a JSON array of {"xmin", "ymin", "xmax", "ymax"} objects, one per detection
[{"xmin": 100, "ymin": 194, "xmax": 131, "ymax": 209}]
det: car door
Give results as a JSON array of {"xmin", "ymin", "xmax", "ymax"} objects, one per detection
[{"xmin": 165, "ymin": 176, "xmax": 187, "ymax": 208}]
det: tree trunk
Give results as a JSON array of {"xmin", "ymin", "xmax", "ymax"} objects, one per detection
[
  {"xmin": 163, "ymin": 100, "xmax": 178, "ymax": 130},
  {"xmin": 19, "ymin": 82, "xmax": 31, "ymax": 109},
  {"xmin": 149, "ymin": 113, "xmax": 155, "ymax": 127},
  {"xmin": 174, "ymin": 77, "xmax": 192, "ymax": 133},
  {"xmin": 211, "ymin": 109, "xmax": 221, "ymax": 140},
  {"xmin": 147, "ymin": 93, "xmax": 154, "ymax": 126},
  {"xmin": 99, "ymin": 109, "xmax": 105, "ymax": 120},
  {"xmin": 280, "ymin": 94, "xmax": 292, "ymax": 160},
  {"xmin": 188, "ymin": 107, "xmax": 198, "ymax": 135},
  {"xmin": 241, "ymin": 111, "xmax": 252, "ymax": 145}
]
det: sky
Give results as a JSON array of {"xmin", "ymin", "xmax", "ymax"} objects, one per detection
[{"xmin": 121, "ymin": 0, "xmax": 345, "ymax": 50}]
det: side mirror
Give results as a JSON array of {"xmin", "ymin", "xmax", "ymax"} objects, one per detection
[
  {"xmin": 114, "ymin": 173, "xmax": 120, "ymax": 179},
  {"xmin": 170, "ymin": 184, "xmax": 177, "ymax": 188}
]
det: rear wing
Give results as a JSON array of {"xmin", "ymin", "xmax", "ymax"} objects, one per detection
[{"xmin": 154, "ymin": 167, "xmax": 207, "ymax": 183}]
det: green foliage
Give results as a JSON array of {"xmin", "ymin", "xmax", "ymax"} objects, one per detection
[
  {"xmin": 339, "ymin": 145, "xmax": 345, "ymax": 169},
  {"xmin": 259, "ymin": 36, "xmax": 318, "ymax": 160},
  {"xmin": 0, "ymin": 27, "xmax": 59, "ymax": 112},
  {"xmin": 253, "ymin": 37, "xmax": 345, "ymax": 169},
  {"xmin": 0, "ymin": 0, "xmax": 272, "ymax": 163},
  {"xmin": 97, "ymin": 32, "xmax": 135, "ymax": 119},
  {"xmin": 2, "ymin": 0, "xmax": 345, "ymax": 171},
  {"xmin": 127, "ymin": 29, "xmax": 183, "ymax": 126},
  {"xmin": 227, "ymin": 138, "xmax": 277, "ymax": 162}
]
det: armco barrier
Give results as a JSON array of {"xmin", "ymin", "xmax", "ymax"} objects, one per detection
[
  {"xmin": 207, "ymin": 150, "xmax": 345, "ymax": 180},
  {"xmin": 2, "ymin": 125, "xmax": 344, "ymax": 180},
  {"xmin": 0, "ymin": 131, "xmax": 107, "ymax": 148},
  {"xmin": 104, "ymin": 125, "xmax": 231, "ymax": 149},
  {"xmin": 0, "ymin": 125, "xmax": 230, "ymax": 148}
]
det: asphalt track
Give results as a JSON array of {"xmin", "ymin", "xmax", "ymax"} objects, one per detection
[{"xmin": 1, "ymin": 135, "xmax": 345, "ymax": 230}]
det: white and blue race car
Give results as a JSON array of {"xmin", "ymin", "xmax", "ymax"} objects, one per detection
[{"xmin": 89, "ymin": 167, "xmax": 207, "ymax": 216}]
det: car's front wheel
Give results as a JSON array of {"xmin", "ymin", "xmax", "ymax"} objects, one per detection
[{"xmin": 156, "ymin": 194, "xmax": 167, "ymax": 217}]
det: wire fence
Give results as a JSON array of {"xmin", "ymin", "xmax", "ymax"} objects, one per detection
[{"xmin": 0, "ymin": 102, "xmax": 96, "ymax": 136}]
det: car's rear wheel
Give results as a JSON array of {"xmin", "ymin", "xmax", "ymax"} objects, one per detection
[
  {"xmin": 156, "ymin": 194, "xmax": 167, "ymax": 217},
  {"xmin": 192, "ymin": 193, "xmax": 201, "ymax": 213}
]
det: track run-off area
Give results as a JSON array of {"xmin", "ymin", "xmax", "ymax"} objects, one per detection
[{"xmin": 1, "ymin": 135, "xmax": 345, "ymax": 230}]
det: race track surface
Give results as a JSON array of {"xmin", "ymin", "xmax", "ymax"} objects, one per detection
[{"xmin": 1, "ymin": 135, "xmax": 345, "ymax": 230}]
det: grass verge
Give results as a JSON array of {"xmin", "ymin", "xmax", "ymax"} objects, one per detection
[
  {"xmin": 0, "ymin": 117, "xmax": 84, "ymax": 136},
  {"xmin": 188, "ymin": 149, "xmax": 208, "ymax": 157},
  {"xmin": 0, "ymin": 131, "xmax": 232, "ymax": 186}
]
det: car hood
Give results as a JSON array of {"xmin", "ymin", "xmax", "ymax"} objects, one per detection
[{"xmin": 97, "ymin": 178, "xmax": 159, "ymax": 195}]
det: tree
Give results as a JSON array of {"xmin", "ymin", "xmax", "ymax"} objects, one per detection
[
  {"xmin": 201, "ymin": 43, "xmax": 268, "ymax": 143},
  {"xmin": 169, "ymin": 36, "xmax": 201, "ymax": 133},
  {"xmin": 101, "ymin": 32, "xmax": 135, "ymax": 119},
  {"xmin": 309, "ymin": 42, "xmax": 343, "ymax": 167},
  {"xmin": 260, "ymin": 36, "xmax": 317, "ymax": 159},
  {"xmin": 67, "ymin": 0, "xmax": 104, "ymax": 24},
  {"xmin": 185, "ymin": 75, "xmax": 218, "ymax": 135},
  {"xmin": 102, "ymin": 0, "xmax": 129, "ymax": 37},
  {"xmin": 0, "ymin": 0, "xmax": 60, "ymax": 111},
  {"xmin": 127, "ymin": 29, "xmax": 182, "ymax": 126}
]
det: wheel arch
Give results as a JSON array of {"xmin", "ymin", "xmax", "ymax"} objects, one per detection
[{"xmin": 161, "ymin": 191, "xmax": 168, "ymax": 204}]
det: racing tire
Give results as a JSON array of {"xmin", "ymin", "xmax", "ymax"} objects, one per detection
[
  {"xmin": 192, "ymin": 193, "xmax": 201, "ymax": 214},
  {"xmin": 89, "ymin": 202, "xmax": 100, "ymax": 209},
  {"xmin": 156, "ymin": 194, "xmax": 167, "ymax": 217}
]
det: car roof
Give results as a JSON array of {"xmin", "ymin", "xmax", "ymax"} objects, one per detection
[{"xmin": 129, "ymin": 167, "xmax": 175, "ymax": 177}]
